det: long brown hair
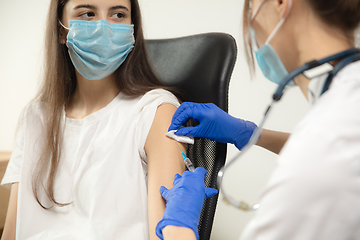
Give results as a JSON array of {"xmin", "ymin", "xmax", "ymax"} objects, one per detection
[
  {"xmin": 33, "ymin": 0, "xmax": 172, "ymax": 208},
  {"xmin": 243, "ymin": 0, "xmax": 360, "ymax": 74}
]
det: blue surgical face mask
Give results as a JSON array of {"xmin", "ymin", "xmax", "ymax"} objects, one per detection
[
  {"xmin": 250, "ymin": 0, "xmax": 293, "ymax": 85},
  {"xmin": 60, "ymin": 20, "xmax": 135, "ymax": 80}
]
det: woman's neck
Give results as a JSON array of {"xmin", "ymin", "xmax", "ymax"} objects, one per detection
[
  {"xmin": 292, "ymin": 13, "xmax": 353, "ymax": 98},
  {"xmin": 66, "ymin": 72, "xmax": 120, "ymax": 119}
]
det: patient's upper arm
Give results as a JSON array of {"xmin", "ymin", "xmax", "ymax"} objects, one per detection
[
  {"xmin": 1, "ymin": 183, "xmax": 18, "ymax": 240},
  {"xmin": 145, "ymin": 103, "xmax": 186, "ymax": 240}
]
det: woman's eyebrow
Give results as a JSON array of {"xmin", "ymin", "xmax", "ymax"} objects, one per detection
[
  {"xmin": 72, "ymin": 4, "xmax": 129, "ymax": 12},
  {"xmin": 109, "ymin": 5, "xmax": 130, "ymax": 12},
  {"xmin": 73, "ymin": 4, "xmax": 97, "ymax": 10}
]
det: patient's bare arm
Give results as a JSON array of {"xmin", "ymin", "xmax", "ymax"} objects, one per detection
[{"xmin": 145, "ymin": 104, "xmax": 186, "ymax": 240}]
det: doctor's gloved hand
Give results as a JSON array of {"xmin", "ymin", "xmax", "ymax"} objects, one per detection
[
  {"xmin": 156, "ymin": 167, "xmax": 218, "ymax": 240},
  {"xmin": 168, "ymin": 102, "xmax": 258, "ymax": 150}
]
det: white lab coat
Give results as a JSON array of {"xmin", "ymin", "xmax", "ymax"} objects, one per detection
[{"xmin": 241, "ymin": 61, "xmax": 360, "ymax": 240}]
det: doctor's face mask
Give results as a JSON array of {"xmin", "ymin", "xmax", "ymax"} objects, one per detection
[
  {"xmin": 250, "ymin": 0, "xmax": 294, "ymax": 86},
  {"xmin": 59, "ymin": 20, "xmax": 135, "ymax": 80}
]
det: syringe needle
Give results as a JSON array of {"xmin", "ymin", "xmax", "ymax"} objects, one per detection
[
  {"xmin": 174, "ymin": 141, "xmax": 183, "ymax": 152},
  {"xmin": 173, "ymin": 141, "xmax": 195, "ymax": 172}
]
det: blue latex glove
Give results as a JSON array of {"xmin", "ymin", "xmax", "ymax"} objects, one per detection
[
  {"xmin": 168, "ymin": 102, "xmax": 258, "ymax": 150},
  {"xmin": 156, "ymin": 167, "xmax": 218, "ymax": 240}
]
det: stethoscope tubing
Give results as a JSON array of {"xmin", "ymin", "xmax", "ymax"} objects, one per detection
[
  {"xmin": 217, "ymin": 101, "xmax": 274, "ymax": 211},
  {"xmin": 217, "ymin": 48, "xmax": 360, "ymax": 211}
]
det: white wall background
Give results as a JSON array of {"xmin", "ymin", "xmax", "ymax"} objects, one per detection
[{"xmin": 0, "ymin": 0, "xmax": 310, "ymax": 239}]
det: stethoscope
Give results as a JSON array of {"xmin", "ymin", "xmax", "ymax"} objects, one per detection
[{"xmin": 217, "ymin": 48, "xmax": 360, "ymax": 211}]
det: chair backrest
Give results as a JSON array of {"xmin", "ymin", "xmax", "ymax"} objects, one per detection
[{"xmin": 146, "ymin": 33, "xmax": 237, "ymax": 240}]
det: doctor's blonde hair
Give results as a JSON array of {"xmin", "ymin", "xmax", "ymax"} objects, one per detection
[
  {"xmin": 33, "ymin": 0, "xmax": 173, "ymax": 208},
  {"xmin": 243, "ymin": 0, "xmax": 360, "ymax": 74}
]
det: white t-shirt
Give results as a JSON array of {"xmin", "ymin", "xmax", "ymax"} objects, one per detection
[
  {"xmin": 1, "ymin": 88, "xmax": 180, "ymax": 240},
  {"xmin": 241, "ymin": 61, "xmax": 360, "ymax": 240}
]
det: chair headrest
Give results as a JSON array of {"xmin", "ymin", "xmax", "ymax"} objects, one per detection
[{"xmin": 146, "ymin": 33, "xmax": 237, "ymax": 109}]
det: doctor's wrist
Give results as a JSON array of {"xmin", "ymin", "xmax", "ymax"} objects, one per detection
[
  {"xmin": 233, "ymin": 119, "xmax": 258, "ymax": 150},
  {"xmin": 254, "ymin": 129, "xmax": 290, "ymax": 154}
]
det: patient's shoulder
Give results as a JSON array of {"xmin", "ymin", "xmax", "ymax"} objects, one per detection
[
  {"xmin": 138, "ymin": 88, "xmax": 180, "ymax": 109},
  {"xmin": 18, "ymin": 100, "xmax": 47, "ymax": 123}
]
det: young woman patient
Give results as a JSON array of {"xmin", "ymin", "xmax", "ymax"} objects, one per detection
[{"xmin": 1, "ymin": 0, "xmax": 185, "ymax": 239}]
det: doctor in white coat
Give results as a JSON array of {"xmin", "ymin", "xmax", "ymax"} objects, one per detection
[{"xmin": 155, "ymin": 0, "xmax": 360, "ymax": 239}]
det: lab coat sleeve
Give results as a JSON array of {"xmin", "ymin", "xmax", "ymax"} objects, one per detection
[
  {"xmin": 241, "ymin": 128, "xmax": 360, "ymax": 239},
  {"xmin": 240, "ymin": 80, "xmax": 360, "ymax": 240}
]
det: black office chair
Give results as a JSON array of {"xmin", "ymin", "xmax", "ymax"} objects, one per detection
[{"xmin": 146, "ymin": 33, "xmax": 237, "ymax": 240}]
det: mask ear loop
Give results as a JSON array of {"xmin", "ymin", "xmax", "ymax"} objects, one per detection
[
  {"xmin": 264, "ymin": 0, "xmax": 293, "ymax": 45},
  {"xmin": 248, "ymin": 0, "xmax": 266, "ymax": 51},
  {"xmin": 250, "ymin": 28, "xmax": 259, "ymax": 51},
  {"xmin": 250, "ymin": 0, "xmax": 293, "ymax": 46},
  {"xmin": 58, "ymin": 21, "xmax": 70, "ymax": 46},
  {"xmin": 59, "ymin": 20, "xmax": 70, "ymax": 30}
]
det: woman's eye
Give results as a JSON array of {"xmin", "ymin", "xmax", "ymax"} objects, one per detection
[
  {"xmin": 79, "ymin": 12, "xmax": 95, "ymax": 18},
  {"xmin": 112, "ymin": 12, "xmax": 124, "ymax": 19}
]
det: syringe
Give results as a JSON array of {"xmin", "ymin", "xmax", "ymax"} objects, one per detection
[
  {"xmin": 181, "ymin": 152, "xmax": 195, "ymax": 172},
  {"xmin": 175, "ymin": 141, "xmax": 195, "ymax": 172}
]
